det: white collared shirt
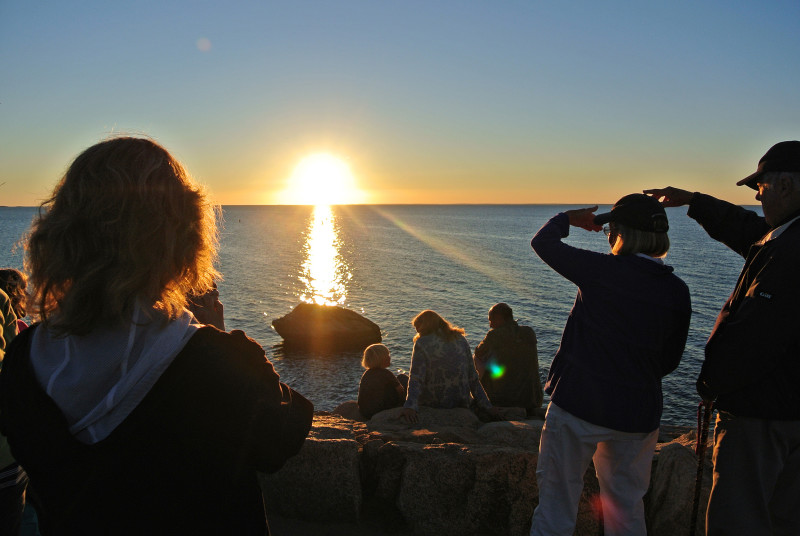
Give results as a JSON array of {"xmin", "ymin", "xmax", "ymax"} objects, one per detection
[
  {"xmin": 756, "ymin": 214, "xmax": 800, "ymax": 245},
  {"xmin": 635, "ymin": 252, "xmax": 665, "ymax": 265}
]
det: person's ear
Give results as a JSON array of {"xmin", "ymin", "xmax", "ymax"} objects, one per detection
[{"xmin": 777, "ymin": 173, "xmax": 795, "ymax": 197}]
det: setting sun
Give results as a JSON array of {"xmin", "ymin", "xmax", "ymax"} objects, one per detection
[{"xmin": 278, "ymin": 153, "xmax": 366, "ymax": 205}]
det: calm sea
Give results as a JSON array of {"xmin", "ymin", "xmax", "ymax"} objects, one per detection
[{"xmin": 0, "ymin": 204, "xmax": 757, "ymax": 426}]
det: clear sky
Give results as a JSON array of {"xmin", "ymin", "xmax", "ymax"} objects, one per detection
[{"xmin": 1, "ymin": 1, "xmax": 798, "ymax": 206}]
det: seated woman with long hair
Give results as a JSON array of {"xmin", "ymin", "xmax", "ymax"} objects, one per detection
[
  {"xmin": 399, "ymin": 310, "xmax": 497, "ymax": 424},
  {"xmin": 0, "ymin": 137, "xmax": 313, "ymax": 535}
]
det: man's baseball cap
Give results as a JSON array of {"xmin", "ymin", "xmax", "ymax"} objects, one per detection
[
  {"xmin": 593, "ymin": 193, "xmax": 669, "ymax": 233},
  {"xmin": 737, "ymin": 141, "xmax": 800, "ymax": 190}
]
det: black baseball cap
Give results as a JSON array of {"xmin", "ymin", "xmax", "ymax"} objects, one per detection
[
  {"xmin": 593, "ymin": 193, "xmax": 669, "ymax": 233},
  {"xmin": 737, "ymin": 141, "xmax": 800, "ymax": 190}
]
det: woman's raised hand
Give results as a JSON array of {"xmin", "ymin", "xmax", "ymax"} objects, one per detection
[{"xmin": 564, "ymin": 206, "xmax": 603, "ymax": 232}]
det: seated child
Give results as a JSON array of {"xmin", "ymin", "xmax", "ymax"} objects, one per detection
[{"xmin": 357, "ymin": 344, "xmax": 407, "ymax": 419}]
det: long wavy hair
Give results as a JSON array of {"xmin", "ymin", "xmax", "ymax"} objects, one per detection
[
  {"xmin": 0, "ymin": 268, "xmax": 28, "ymax": 319},
  {"xmin": 412, "ymin": 310, "xmax": 465, "ymax": 342},
  {"xmin": 27, "ymin": 136, "xmax": 220, "ymax": 335}
]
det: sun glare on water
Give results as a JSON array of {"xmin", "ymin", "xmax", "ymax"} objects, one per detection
[
  {"xmin": 299, "ymin": 204, "xmax": 350, "ymax": 306},
  {"xmin": 279, "ymin": 153, "xmax": 365, "ymax": 205}
]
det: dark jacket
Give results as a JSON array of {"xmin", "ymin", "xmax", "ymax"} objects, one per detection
[
  {"xmin": 690, "ymin": 193, "xmax": 800, "ymax": 419},
  {"xmin": 474, "ymin": 320, "xmax": 543, "ymax": 411},
  {"xmin": 0, "ymin": 325, "xmax": 314, "ymax": 535},
  {"xmin": 532, "ymin": 213, "xmax": 692, "ymax": 433},
  {"xmin": 357, "ymin": 367, "xmax": 404, "ymax": 419}
]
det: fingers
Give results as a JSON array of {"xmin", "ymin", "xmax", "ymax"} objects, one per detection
[
  {"xmin": 642, "ymin": 188, "xmax": 664, "ymax": 196},
  {"xmin": 643, "ymin": 187, "xmax": 693, "ymax": 207}
]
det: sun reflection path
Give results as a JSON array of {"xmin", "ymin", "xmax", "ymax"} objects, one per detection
[{"xmin": 299, "ymin": 205, "xmax": 351, "ymax": 306}]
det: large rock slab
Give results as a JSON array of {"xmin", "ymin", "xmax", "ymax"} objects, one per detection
[{"xmin": 272, "ymin": 303, "xmax": 382, "ymax": 351}]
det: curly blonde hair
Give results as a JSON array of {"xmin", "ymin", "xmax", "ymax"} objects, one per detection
[
  {"xmin": 0, "ymin": 268, "xmax": 28, "ymax": 319},
  {"xmin": 27, "ymin": 136, "xmax": 220, "ymax": 335},
  {"xmin": 412, "ymin": 310, "xmax": 465, "ymax": 342}
]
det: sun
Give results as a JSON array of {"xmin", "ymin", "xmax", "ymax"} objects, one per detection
[{"xmin": 278, "ymin": 153, "xmax": 366, "ymax": 205}]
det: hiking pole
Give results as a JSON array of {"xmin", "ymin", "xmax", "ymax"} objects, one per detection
[{"xmin": 689, "ymin": 399, "xmax": 713, "ymax": 536}]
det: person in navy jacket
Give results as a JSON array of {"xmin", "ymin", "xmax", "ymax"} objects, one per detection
[{"xmin": 530, "ymin": 194, "xmax": 691, "ymax": 536}]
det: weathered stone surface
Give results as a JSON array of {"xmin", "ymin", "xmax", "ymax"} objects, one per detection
[
  {"xmin": 495, "ymin": 406, "xmax": 529, "ymax": 421},
  {"xmin": 272, "ymin": 302, "xmax": 382, "ymax": 351},
  {"xmin": 260, "ymin": 413, "xmax": 365, "ymax": 522},
  {"xmin": 368, "ymin": 407, "xmax": 484, "ymax": 444},
  {"xmin": 262, "ymin": 409, "xmax": 707, "ymax": 535},
  {"xmin": 333, "ymin": 400, "xmax": 368, "ymax": 422},
  {"xmin": 646, "ymin": 432, "xmax": 713, "ymax": 536},
  {"xmin": 476, "ymin": 420, "xmax": 543, "ymax": 450},
  {"xmin": 373, "ymin": 441, "xmax": 537, "ymax": 536}
]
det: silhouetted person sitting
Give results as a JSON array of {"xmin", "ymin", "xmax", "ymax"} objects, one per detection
[
  {"xmin": 357, "ymin": 343, "xmax": 407, "ymax": 419},
  {"xmin": 474, "ymin": 303, "xmax": 543, "ymax": 417}
]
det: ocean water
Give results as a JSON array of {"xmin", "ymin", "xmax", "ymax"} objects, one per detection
[{"xmin": 0, "ymin": 204, "xmax": 757, "ymax": 426}]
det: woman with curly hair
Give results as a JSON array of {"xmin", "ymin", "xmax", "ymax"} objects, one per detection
[
  {"xmin": 0, "ymin": 137, "xmax": 313, "ymax": 535},
  {"xmin": 399, "ymin": 310, "xmax": 498, "ymax": 424}
]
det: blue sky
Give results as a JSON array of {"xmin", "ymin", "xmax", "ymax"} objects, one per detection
[{"xmin": 1, "ymin": 1, "xmax": 798, "ymax": 205}]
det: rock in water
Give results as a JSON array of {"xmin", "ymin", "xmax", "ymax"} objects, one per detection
[{"xmin": 272, "ymin": 303, "xmax": 382, "ymax": 351}]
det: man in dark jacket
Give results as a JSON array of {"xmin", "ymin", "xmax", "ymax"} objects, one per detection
[
  {"xmin": 646, "ymin": 140, "xmax": 800, "ymax": 536},
  {"xmin": 473, "ymin": 303, "xmax": 543, "ymax": 417}
]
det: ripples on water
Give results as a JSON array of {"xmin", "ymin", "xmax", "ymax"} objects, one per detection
[{"xmin": 0, "ymin": 204, "xmax": 757, "ymax": 426}]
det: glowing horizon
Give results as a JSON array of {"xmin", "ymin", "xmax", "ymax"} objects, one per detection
[{"xmin": 1, "ymin": 2, "xmax": 796, "ymax": 209}]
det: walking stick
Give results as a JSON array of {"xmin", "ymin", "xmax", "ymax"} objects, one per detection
[{"xmin": 689, "ymin": 400, "xmax": 713, "ymax": 536}]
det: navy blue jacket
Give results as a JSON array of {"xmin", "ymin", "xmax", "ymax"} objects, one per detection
[
  {"xmin": 532, "ymin": 213, "xmax": 691, "ymax": 432},
  {"xmin": 690, "ymin": 193, "xmax": 800, "ymax": 419}
]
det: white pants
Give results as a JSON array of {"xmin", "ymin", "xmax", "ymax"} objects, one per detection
[{"xmin": 530, "ymin": 403, "xmax": 658, "ymax": 536}]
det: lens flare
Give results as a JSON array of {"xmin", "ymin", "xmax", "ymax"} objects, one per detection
[
  {"xmin": 489, "ymin": 362, "xmax": 506, "ymax": 379},
  {"xmin": 370, "ymin": 207, "xmax": 534, "ymax": 299}
]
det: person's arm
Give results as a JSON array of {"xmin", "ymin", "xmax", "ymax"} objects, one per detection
[
  {"xmin": 0, "ymin": 290, "xmax": 18, "ymax": 365},
  {"xmin": 198, "ymin": 329, "xmax": 313, "ymax": 473},
  {"xmin": 473, "ymin": 335, "xmax": 492, "ymax": 377},
  {"xmin": 400, "ymin": 340, "xmax": 426, "ymax": 423},
  {"xmin": 357, "ymin": 371, "xmax": 379, "ymax": 419},
  {"xmin": 660, "ymin": 286, "xmax": 692, "ymax": 378},
  {"xmin": 531, "ymin": 210, "xmax": 607, "ymax": 287},
  {"xmin": 645, "ymin": 187, "xmax": 769, "ymax": 257},
  {"xmin": 521, "ymin": 326, "xmax": 544, "ymax": 408},
  {"xmin": 464, "ymin": 338, "xmax": 493, "ymax": 410}
]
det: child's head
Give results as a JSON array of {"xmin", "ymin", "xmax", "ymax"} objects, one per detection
[{"xmin": 362, "ymin": 343, "xmax": 391, "ymax": 369}]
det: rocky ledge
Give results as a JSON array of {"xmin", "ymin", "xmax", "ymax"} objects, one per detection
[{"xmin": 259, "ymin": 403, "xmax": 712, "ymax": 536}]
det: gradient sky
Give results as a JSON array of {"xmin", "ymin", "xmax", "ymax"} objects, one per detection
[{"xmin": 2, "ymin": 1, "xmax": 798, "ymax": 206}]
